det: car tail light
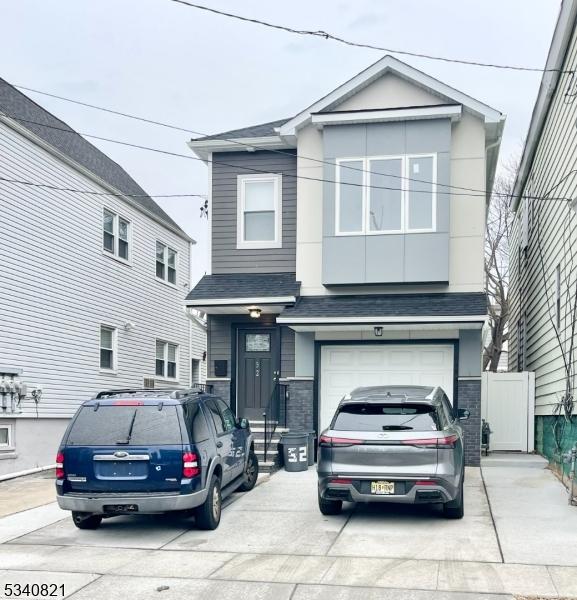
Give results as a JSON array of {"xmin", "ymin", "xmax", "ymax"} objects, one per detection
[
  {"xmin": 182, "ymin": 452, "xmax": 200, "ymax": 478},
  {"xmin": 329, "ymin": 478, "xmax": 352, "ymax": 485},
  {"xmin": 437, "ymin": 434, "xmax": 459, "ymax": 448},
  {"xmin": 319, "ymin": 435, "xmax": 364, "ymax": 447},
  {"xmin": 113, "ymin": 399, "xmax": 144, "ymax": 405},
  {"xmin": 56, "ymin": 452, "xmax": 64, "ymax": 480},
  {"xmin": 415, "ymin": 480, "xmax": 436, "ymax": 486},
  {"xmin": 402, "ymin": 434, "xmax": 458, "ymax": 449}
]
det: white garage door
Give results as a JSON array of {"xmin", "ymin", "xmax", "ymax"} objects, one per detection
[{"xmin": 320, "ymin": 344, "xmax": 454, "ymax": 431}]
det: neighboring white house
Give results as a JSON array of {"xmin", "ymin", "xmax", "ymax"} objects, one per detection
[{"xmin": 0, "ymin": 78, "xmax": 206, "ymax": 477}]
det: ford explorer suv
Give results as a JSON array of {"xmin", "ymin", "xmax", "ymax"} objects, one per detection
[
  {"xmin": 56, "ymin": 388, "xmax": 258, "ymax": 530},
  {"xmin": 317, "ymin": 385, "xmax": 469, "ymax": 519}
]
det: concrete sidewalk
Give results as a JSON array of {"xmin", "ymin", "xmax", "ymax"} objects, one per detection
[{"xmin": 0, "ymin": 470, "xmax": 56, "ymax": 517}]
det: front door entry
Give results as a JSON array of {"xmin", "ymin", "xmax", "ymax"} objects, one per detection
[{"xmin": 237, "ymin": 328, "xmax": 279, "ymax": 420}]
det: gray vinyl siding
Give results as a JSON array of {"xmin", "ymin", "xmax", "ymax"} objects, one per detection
[
  {"xmin": 211, "ymin": 150, "xmax": 297, "ymax": 273},
  {"xmin": 207, "ymin": 315, "xmax": 294, "ymax": 379},
  {"xmin": 0, "ymin": 119, "xmax": 198, "ymax": 418},
  {"xmin": 508, "ymin": 23, "xmax": 577, "ymax": 416},
  {"xmin": 190, "ymin": 319, "xmax": 207, "ymax": 383}
]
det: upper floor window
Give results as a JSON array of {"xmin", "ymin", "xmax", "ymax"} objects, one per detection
[
  {"xmin": 156, "ymin": 340, "xmax": 178, "ymax": 380},
  {"xmin": 336, "ymin": 154, "xmax": 436, "ymax": 235},
  {"xmin": 237, "ymin": 174, "xmax": 282, "ymax": 249},
  {"xmin": 103, "ymin": 208, "xmax": 130, "ymax": 261},
  {"xmin": 156, "ymin": 242, "xmax": 177, "ymax": 285},
  {"xmin": 100, "ymin": 325, "xmax": 117, "ymax": 371}
]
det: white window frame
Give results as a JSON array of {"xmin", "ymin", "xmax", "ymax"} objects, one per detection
[
  {"xmin": 155, "ymin": 340, "xmax": 179, "ymax": 381},
  {"xmin": 155, "ymin": 241, "xmax": 178, "ymax": 287},
  {"xmin": 555, "ymin": 263, "xmax": 562, "ymax": 330},
  {"xmin": 0, "ymin": 423, "xmax": 14, "ymax": 451},
  {"xmin": 335, "ymin": 153, "xmax": 437, "ymax": 236},
  {"xmin": 99, "ymin": 325, "xmax": 118, "ymax": 373},
  {"xmin": 102, "ymin": 208, "xmax": 132, "ymax": 264},
  {"xmin": 237, "ymin": 173, "xmax": 282, "ymax": 249}
]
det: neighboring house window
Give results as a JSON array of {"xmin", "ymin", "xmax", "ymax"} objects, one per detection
[
  {"xmin": 336, "ymin": 154, "xmax": 436, "ymax": 235},
  {"xmin": 100, "ymin": 326, "xmax": 117, "ymax": 370},
  {"xmin": 103, "ymin": 209, "xmax": 130, "ymax": 261},
  {"xmin": 517, "ymin": 316, "xmax": 526, "ymax": 372},
  {"xmin": 555, "ymin": 263, "xmax": 561, "ymax": 329},
  {"xmin": 0, "ymin": 424, "xmax": 13, "ymax": 450},
  {"xmin": 156, "ymin": 242, "xmax": 177, "ymax": 284},
  {"xmin": 237, "ymin": 174, "xmax": 282, "ymax": 249},
  {"xmin": 156, "ymin": 340, "xmax": 178, "ymax": 379}
]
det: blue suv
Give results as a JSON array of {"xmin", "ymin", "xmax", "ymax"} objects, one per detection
[{"xmin": 55, "ymin": 388, "xmax": 258, "ymax": 530}]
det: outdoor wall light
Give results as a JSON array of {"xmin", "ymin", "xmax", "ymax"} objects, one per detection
[
  {"xmin": 248, "ymin": 306, "xmax": 262, "ymax": 319},
  {"xmin": 374, "ymin": 326, "xmax": 383, "ymax": 337}
]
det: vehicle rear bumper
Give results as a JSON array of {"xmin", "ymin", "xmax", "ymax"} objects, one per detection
[
  {"xmin": 318, "ymin": 475, "xmax": 458, "ymax": 504},
  {"xmin": 57, "ymin": 488, "xmax": 208, "ymax": 514}
]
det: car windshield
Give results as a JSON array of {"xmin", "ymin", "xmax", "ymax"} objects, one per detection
[
  {"xmin": 332, "ymin": 403, "xmax": 440, "ymax": 432},
  {"xmin": 67, "ymin": 405, "xmax": 182, "ymax": 445}
]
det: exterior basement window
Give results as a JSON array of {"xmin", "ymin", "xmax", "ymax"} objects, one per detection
[
  {"xmin": 237, "ymin": 174, "xmax": 282, "ymax": 249},
  {"xmin": 156, "ymin": 241, "xmax": 177, "ymax": 285},
  {"xmin": 336, "ymin": 154, "xmax": 436, "ymax": 235},
  {"xmin": 156, "ymin": 340, "xmax": 178, "ymax": 380},
  {"xmin": 103, "ymin": 208, "xmax": 130, "ymax": 261}
]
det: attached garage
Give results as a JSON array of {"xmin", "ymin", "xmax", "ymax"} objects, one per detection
[{"xmin": 319, "ymin": 343, "xmax": 455, "ymax": 431}]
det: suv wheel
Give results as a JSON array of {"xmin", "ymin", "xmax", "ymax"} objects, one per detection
[
  {"xmin": 239, "ymin": 450, "xmax": 259, "ymax": 492},
  {"xmin": 318, "ymin": 490, "xmax": 342, "ymax": 515},
  {"xmin": 443, "ymin": 481, "xmax": 464, "ymax": 519},
  {"xmin": 72, "ymin": 512, "xmax": 102, "ymax": 530},
  {"xmin": 195, "ymin": 474, "xmax": 221, "ymax": 530}
]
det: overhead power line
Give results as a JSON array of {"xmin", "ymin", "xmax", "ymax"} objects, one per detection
[
  {"xmin": 168, "ymin": 0, "xmax": 569, "ymax": 74},
  {"xmin": 1, "ymin": 111, "xmax": 573, "ymax": 203}
]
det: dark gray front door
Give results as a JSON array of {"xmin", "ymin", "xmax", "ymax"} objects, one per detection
[{"xmin": 237, "ymin": 328, "xmax": 279, "ymax": 420}]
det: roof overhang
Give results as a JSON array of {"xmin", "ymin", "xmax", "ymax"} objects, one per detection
[
  {"xmin": 288, "ymin": 322, "xmax": 482, "ymax": 334},
  {"xmin": 310, "ymin": 104, "xmax": 462, "ymax": 128},
  {"xmin": 277, "ymin": 315, "xmax": 486, "ymax": 326},
  {"xmin": 185, "ymin": 295, "xmax": 297, "ymax": 315},
  {"xmin": 187, "ymin": 135, "xmax": 294, "ymax": 162},
  {"xmin": 511, "ymin": 0, "xmax": 577, "ymax": 212}
]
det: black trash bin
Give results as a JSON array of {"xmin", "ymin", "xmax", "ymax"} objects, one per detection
[{"xmin": 280, "ymin": 432, "xmax": 309, "ymax": 472}]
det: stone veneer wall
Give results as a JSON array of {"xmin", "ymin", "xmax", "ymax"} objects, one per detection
[{"xmin": 458, "ymin": 379, "xmax": 481, "ymax": 467}]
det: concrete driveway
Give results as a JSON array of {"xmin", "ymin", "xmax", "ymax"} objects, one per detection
[{"xmin": 0, "ymin": 455, "xmax": 576, "ymax": 599}]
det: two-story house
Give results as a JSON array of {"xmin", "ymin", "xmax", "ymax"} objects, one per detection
[
  {"xmin": 509, "ymin": 0, "xmax": 577, "ymax": 469},
  {"xmin": 0, "ymin": 79, "xmax": 206, "ymax": 477},
  {"xmin": 186, "ymin": 56, "xmax": 505, "ymax": 466}
]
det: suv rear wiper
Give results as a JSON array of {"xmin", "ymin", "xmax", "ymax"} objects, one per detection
[{"xmin": 116, "ymin": 409, "xmax": 137, "ymax": 445}]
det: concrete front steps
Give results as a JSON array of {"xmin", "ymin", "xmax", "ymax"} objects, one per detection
[{"xmin": 250, "ymin": 421, "xmax": 288, "ymax": 473}]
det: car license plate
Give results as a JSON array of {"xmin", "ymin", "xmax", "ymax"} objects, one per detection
[
  {"xmin": 370, "ymin": 481, "xmax": 394, "ymax": 495},
  {"xmin": 103, "ymin": 504, "xmax": 139, "ymax": 513}
]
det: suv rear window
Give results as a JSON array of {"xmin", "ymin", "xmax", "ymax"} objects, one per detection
[
  {"xmin": 332, "ymin": 403, "xmax": 440, "ymax": 432},
  {"xmin": 67, "ymin": 405, "xmax": 182, "ymax": 446}
]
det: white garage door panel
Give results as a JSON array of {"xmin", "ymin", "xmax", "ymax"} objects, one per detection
[{"xmin": 320, "ymin": 344, "xmax": 454, "ymax": 432}]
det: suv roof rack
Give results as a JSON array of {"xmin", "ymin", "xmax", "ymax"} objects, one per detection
[{"xmin": 93, "ymin": 387, "xmax": 209, "ymax": 400}]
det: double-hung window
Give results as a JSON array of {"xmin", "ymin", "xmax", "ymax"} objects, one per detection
[
  {"xmin": 156, "ymin": 242, "xmax": 177, "ymax": 285},
  {"xmin": 336, "ymin": 154, "xmax": 436, "ymax": 235},
  {"xmin": 100, "ymin": 325, "xmax": 117, "ymax": 371},
  {"xmin": 103, "ymin": 209, "xmax": 130, "ymax": 261},
  {"xmin": 237, "ymin": 174, "xmax": 282, "ymax": 249},
  {"xmin": 156, "ymin": 340, "xmax": 178, "ymax": 380}
]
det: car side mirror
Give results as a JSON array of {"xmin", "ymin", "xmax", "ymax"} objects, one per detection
[
  {"xmin": 458, "ymin": 408, "xmax": 470, "ymax": 421},
  {"xmin": 238, "ymin": 417, "xmax": 249, "ymax": 429}
]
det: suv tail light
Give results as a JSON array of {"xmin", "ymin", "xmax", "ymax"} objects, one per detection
[
  {"xmin": 319, "ymin": 435, "xmax": 364, "ymax": 447},
  {"xmin": 402, "ymin": 434, "xmax": 458, "ymax": 449},
  {"xmin": 56, "ymin": 452, "xmax": 64, "ymax": 479},
  {"xmin": 182, "ymin": 452, "xmax": 200, "ymax": 478}
]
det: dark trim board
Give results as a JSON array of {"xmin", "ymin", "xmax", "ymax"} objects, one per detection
[{"xmin": 313, "ymin": 339, "xmax": 460, "ymax": 437}]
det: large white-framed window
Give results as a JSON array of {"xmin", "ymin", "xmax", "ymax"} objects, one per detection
[
  {"xmin": 237, "ymin": 173, "xmax": 282, "ymax": 249},
  {"xmin": 103, "ymin": 208, "xmax": 131, "ymax": 262},
  {"xmin": 156, "ymin": 241, "xmax": 178, "ymax": 286},
  {"xmin": 100, "ymin": 325, "xmax": 117, "ymax": 371},
  {"xmin": 0, "ymin": 423, "xmax": 14, "ymax": 451},
  {"xmin": 335, "ymin": 154, "xmax": 437, "ymax": 235},
  {"xmin": 156, "ymin": 340, "xmax": 179, "ymax": 380}
]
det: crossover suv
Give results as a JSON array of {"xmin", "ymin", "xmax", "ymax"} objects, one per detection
[
  {"xmin": 317, "ymin": 385, "xmax": 469, "ymax": 519},
  {"xmin": 56, "ymin": 388, "xmax": 258, "ymax": 530}
]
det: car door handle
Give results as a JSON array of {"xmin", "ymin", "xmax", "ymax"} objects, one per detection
[{"xmin": 216, "ymin": 441, "xmax": 223, "ymax": 449}]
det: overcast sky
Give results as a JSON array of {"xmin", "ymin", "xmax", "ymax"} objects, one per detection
[{"xmin": 1, "ymin": 0, "xmax": 561, "ymax": 284}]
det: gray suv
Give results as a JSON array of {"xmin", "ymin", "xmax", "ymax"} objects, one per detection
[{"xmin": 317, "ymin": 385, "xmax": 468, "ymax": 519}]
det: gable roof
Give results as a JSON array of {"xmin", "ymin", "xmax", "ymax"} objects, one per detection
[
  {"xmin": 192, "ymin": 118, "xmax": 290, "ymax": 142},
  {"xmin": 279, "ymin": 55, "xmax": 504, "ymax": 138},
  {"xmin": 0, "ymin": 78, "xmax": 192, "ymax": 241}
]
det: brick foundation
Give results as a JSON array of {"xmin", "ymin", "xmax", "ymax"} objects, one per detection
[
  {"xmin": 208, "ymin": 379, "xmax": 231, "ymax": 406},
  {"xmin": 458, "ymin": 378, "xmax": 481, "ymax": 467},
  {"xmin": 285, "ymin": 379, "xmax": 315, "ymax": 432}
]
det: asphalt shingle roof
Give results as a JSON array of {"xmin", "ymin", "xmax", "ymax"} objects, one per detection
[
  {"xmin": 280, "ymin": 292, "xmax": 487, "ymax": 319},
  {"xmin": 186, "ymin": 272, "xmax": 300, "ymax": 302},
  {"xmin": 191, "ymin": 118, "xmax": 290, "ymax": 142},
  {"xmin": 0, "ymin": 78, "xmax": 188, "ymax": 238}
]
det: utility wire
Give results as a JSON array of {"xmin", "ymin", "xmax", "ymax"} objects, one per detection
[
  {"xmin": 2, "ymin": 111, "xmax": 574, "ymax": 203},
  {"xmin": 168, "ymin": 0, "xmax": 569, "ymax": 74}
]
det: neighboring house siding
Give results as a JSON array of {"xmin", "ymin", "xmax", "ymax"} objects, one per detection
[
  {"xmin": 0, "ymin": 119, "xmax": 192, "ymax": 418},
  {"xmin": 509, "ymin": 23, "xmax": 577, "ymax": 417},
  {"xmin": 190, "ymin": 319, "xmax": 207, "ymax": 383},
  {"xmin": 211, "ymin": 150, "xmax": 297, "ymax": 274}
]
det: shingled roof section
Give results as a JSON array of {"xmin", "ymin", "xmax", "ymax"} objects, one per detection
[
  {"xmin": 0, "ymin": 78, "xmax": 189, "ymax": 239},
  {"xmin": 186, "ymin": 272, "xmax": 300, "ymax": 303},
  {"xmin": 191, "ymin": 118, "xmax": 290, "ymax": 142},
  {"xmin": 279, "ymin": 292, "xmax": 487, "ymax": 319}
]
